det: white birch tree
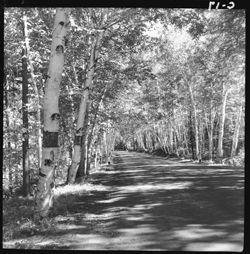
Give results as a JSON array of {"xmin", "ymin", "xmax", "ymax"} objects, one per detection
[{"xmin": 35, "ymin": 8, "xmax": 70, "ymax": 218}]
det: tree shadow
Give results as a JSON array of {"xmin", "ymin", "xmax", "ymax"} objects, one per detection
[{"xmin": 10, "ymin": 151, "xmax": 244, "ymax": 250}]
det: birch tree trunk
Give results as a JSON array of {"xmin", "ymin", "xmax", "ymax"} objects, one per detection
[
  {"xmin": 85, "ymin": 141, "xmax": 91, "ymax": 175},
  {"xmin": 35, "ymin": 8, "xmax": 70, "ymax": 218},
  {"xmin": 187, "ymin": 83, "xmax": 201, "ymax": 161},
  {"xmin": 189, "ymin": 110, "xmax": 195, "ymax": 159},
  {"xmin": 206, "ymin": 100, "xmax": 215, "ymax": 162},
  {"xmin": 198, "ymin": 121, "xmax": 203, "ymax": 161},
  {"xmin": 174, "ymin": 131, "xmax": 179, "ymax": 156},
  {"xmin": 205, "ymin": 113, "xmax": 213, "ymax": 162},
  {"xmin": 85, "ymin": 88, "xmax": 107, "ymax": 174},
  {"xmin": 64, "ymin": 79, "xmax": 75, "ymax": 160},
  {"xmin": 105, "ymin": 128, "xmax": 116, "ymax": 164},
  {"xmin": 231, "ymin": 102, "xmax": 243, "ymax": 157},
  {"xmin": 183, "ymin": 129, "xmax": 189, "ymax": 156},
  {"xmin": 169, "ymin": 124, "xmax": 173, "ymax": 154},
  {"xmin": 75, "ymin": 101, "xmax": 90, "ymax": 182},
  {"xmin": 217, "ymin": 87, "xmax": 230, "ymax": 158},
  {"xmin": 67, "ymin": 31, "xmax": 104, "ymax": 184},
  {"xmin": 87, "ymin": 82, "xmax": 108, "ymax": 152}
]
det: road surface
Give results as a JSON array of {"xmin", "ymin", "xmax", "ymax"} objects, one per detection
[{"xmin": 4, "ymin": 151, "xmax": 244, "ymax": 251}]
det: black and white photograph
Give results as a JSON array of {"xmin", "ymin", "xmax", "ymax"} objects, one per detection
[{"xmin": 3, "ymin": 0, "xmax": 245, "ymax": 251}]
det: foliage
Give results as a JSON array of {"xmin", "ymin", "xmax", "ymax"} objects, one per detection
[{"xmin": 3, "ymin": 8, "xmax": 244, "ymax": 201}]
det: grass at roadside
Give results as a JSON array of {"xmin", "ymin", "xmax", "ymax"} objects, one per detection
[{"xmin": 3, "ymin": 178, "xmax": 110, "ymax": 248}]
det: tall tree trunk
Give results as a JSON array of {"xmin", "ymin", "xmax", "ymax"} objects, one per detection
[
  {"xmin": 4, "ymin": 64, "xmax": 12, "ymax": 190},
  {"xmin": 66, "ymin": 82, "xmax": 75, "ymax": 161},
  {"xmin": 143, "ymin": 133, "xmax": 147, "ymax": 150},
  {"xmin": 105, "ymin": 128, "xmax": 116, "ymax": 164},
  {"xmin": 85, "ymin": 138, "xmax": 92, "ymax": 175},
  {"xmin": 231, "ymin": 102, "xmax": 243, "ymax": 157},
  {"xmin": 64, "ymin": 68, "xmax": 78, "ymax": 161},
  {"xmin": 103, "ymin": 131, "xmax": 108, "ymax": 162},
  {"xmin": 189, "ymin": 110, "xmax": 195, "ymax": 159},
  {"xmin": 183, "ymin": 129, "xmax": 189, "ymax": 156},
  {"xmin": 6, "ymin": 122, "xmax": 12, "ymax": 189},
  {"xmin": 22, "ymin": 12, "xmax": 31, "ymax": 196},
  {"xmin": 85, "ymin": 95, "xmax": 107, "ymax": 174},
  {"xmin": 14, "ymin": 138, "xmax": 19, "ymax": 186},
  {"xmin": 87, "ymin": 82, "xmax": 108, "ymax": 153},
  {"xmin": 67, "ymin": 31, "xmax": 104, "ymax": 184},
  {"xmin": 206, "ymin": 114, "xmax": 213, "ymax": 162},
  {"xmin": 168, "ymin": 124, "xmax": 173, "ymax": 154},
  {"xmin": 151, "ymin": 134, "xmax": 155, "ymax": 151},
  {"xmin": 35, "ymin": 8, "xmax": 70, "ymax": 218},
  {"xmin": 133, "ymin": 137, "xmax": 137, "ymax": 150},
  {"xmin": 94, "ymin": 147, "xmax": 98, "ymax": 168},
  {"xmin": 96, "ymin": 144, "xmax": 102, "ymax": 168},
  {"xmin": 22, "ymin": 40, "xmax": 30, "ymax": 197},
  {"xmin": 205, "ymin": 100, "xmax": 215, "ymax": 162},
  {"xmin": 208, "ymin": 125, "xmax": 213, "ymax": 161},
  {"xmin": 187, "ymin": 83, "xmax": 200, "ymax": 161},
  {"xmin": 23, "ymin": 12, "xmax": 42, "ymax": 169},
  {"xmin": 217, "ymin": 87, "xmax": 230, "ymax": 158},
  {"xmin": 198, "ymin": 121, "xmax": 203, "ymax": 161},
  {"xmin": 174, "ymin": 130, "xmax": 179, "ymax": 156},
  {"xmin": 75, "ymin": 101, "xmax": 90, "ymax": 182},
  {"xmin": 139, "ymin": 133, "xmax": 147, "ymax": 151}
]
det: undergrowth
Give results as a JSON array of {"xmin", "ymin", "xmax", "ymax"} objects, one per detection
[
  {"xmin": 3, "ymin": 196, "xmax": 57, "ymax": 243},
  {"xmin": 3, "ymin": 179, "xmax": 108, "ymax": 246}
]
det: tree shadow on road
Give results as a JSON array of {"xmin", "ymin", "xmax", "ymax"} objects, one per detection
[{"xmin": 7, "ymin": 152, "xmax": 244, "ymax": 250}]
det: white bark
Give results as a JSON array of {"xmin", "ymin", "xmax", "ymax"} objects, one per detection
[
  {"xmin": 231, "ymin": 102, "xmax": 243, "ymax": 157},
  {"xmin": 67, "ymin": 31, "xmax": 104, "ymax": 183},
  {"xmin": 217, "ymin": 87, "xmax": 230, "ymax": 158},
  {"xmin": 87, "ymin": 81, "xmax": 109, "ymax": 152},
  {"xmin": 35, "ymin": 8, "xmax": 70, "ymax": 218},
  {"xmin": 186, "ymin": 82, "xmax": 201, "ymax": 161},
  {"xmin": 204, "ymin": 100, "xmax": 215, "ymax": 162}
]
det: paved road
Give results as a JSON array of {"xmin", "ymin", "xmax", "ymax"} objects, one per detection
[{"xmin": 5, "ymin": 151, "xmax": 245, "ymax": 250}]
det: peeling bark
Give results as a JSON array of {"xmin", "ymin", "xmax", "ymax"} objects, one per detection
[{"xmin": 35, "ymin": 8, "xmax": 70, "ymax": 218}]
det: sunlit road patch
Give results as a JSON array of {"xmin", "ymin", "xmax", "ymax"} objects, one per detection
[
  {"xmin": 3, "ymin": 151, "xmax": 244, "ymax": 251},
  {"xmin": 115, "ymin": 182, "xmax": 193, "ymax": 193}
]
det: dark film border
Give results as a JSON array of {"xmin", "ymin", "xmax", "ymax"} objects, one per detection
[{"xmin": 3, "ymin": 0, "xmax": 247, "ymax": 9}]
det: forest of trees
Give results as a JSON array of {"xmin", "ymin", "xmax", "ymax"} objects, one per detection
[{"xmin": 3, "ymin": 8, "xmax": 245, "ymax": 218}]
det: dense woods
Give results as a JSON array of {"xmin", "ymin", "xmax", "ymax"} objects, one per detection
[{"xmin": 4, "ymin": 7, "xmax": 245, "ymax": 218}]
